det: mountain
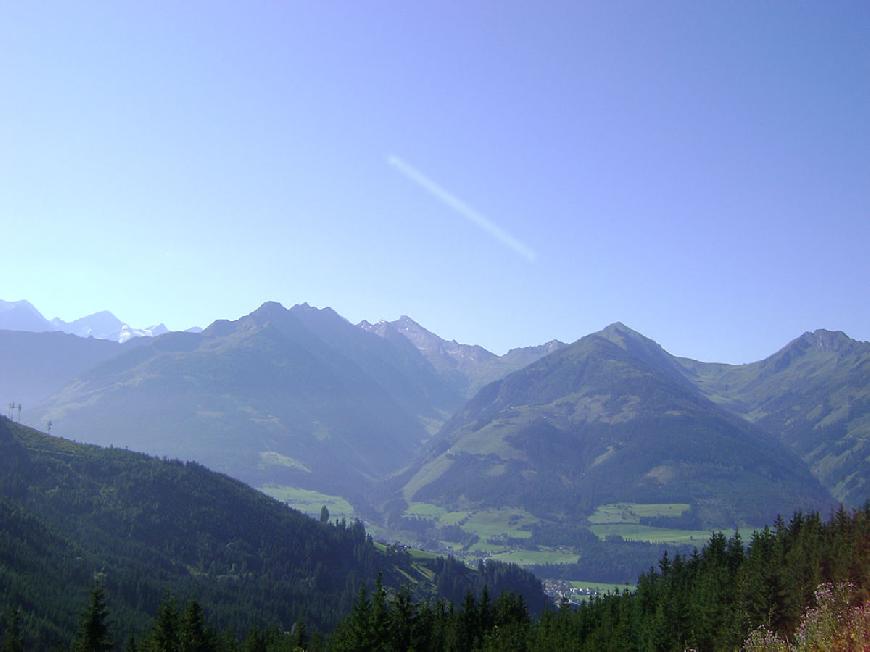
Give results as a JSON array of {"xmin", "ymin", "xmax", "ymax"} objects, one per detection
[
  {"xmin": 0, "ymin": 299, "xmax": 53, "ymax": 332},
  {"xmin": 29, "ymin": 302, "xmax": 465, "ymax": 503},
  {"xmin": 0, "ymin": 330, "xmax": 134, "ymax": 410},
  {"xmin": 397, "ymin": 323, "xmax": 835, "ymax": 528},
  {"xmin": 51, "ymin": 310, "xmax": 126, "ymax": 339},
  {"xmin": 51, "ymin": 311, "xmax": 170, "ymax": 343},
  {"xmin": 677, "ymin": 328, "xmax": 870, "ymax": 506},
  {"xmin": 0, "ymin": 417, "xmax": 547, "ymax": 646},
  {"xmin": 360, "ymin": 315, "xmax": 565, "ymax": 397},
  {"xmin": 0, "ymin": 298, "xmax": 172, "ymax": 343}
]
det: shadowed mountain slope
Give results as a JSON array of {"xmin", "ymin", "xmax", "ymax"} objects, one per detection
[
  {"xmin": 30, "ymin": 302, "xmax": 458, "ymax": 499},
  {"xmin": 0, "ymin": 418, "xmax": 547, "ymax": 645},
  {"xmin": 360, "ymin": 315, "xmax": 565, "ymax": 397},
  {"xmin": 0, "ymin": 330, "xmax": 134, "ymax": 409},
  {"xmin": 399, "ymin": 323, "xmax": 835, "ymax": 527},
  {"xmin": 677, "ymin": 329, "xmax": 870, "ymax": 506}
]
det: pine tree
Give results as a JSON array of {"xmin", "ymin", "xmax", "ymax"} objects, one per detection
[
  {"xmin": 458, "ymin": 591, "xmax": 479, "ymax": 651},
  {"xmin": 180, "ymin": 601, "xmax": 212, "ymax": 652},
  {"xmin": 370, "ymin": 574, "xmax": 389, "ymax": 648},
  {"xmin": 290, "ymin": 620, "xmax": 307, "ymax": 651},
  {"xmin": 151, "ymin": 597, "xmax": 180, "ymax": 652},
  {"xmin": 0, "ymin": 607, "xmax": 24, "ymax": 652},
  {"xmin": 389, "ymin": 586, "xmax": 415, "ymax": 651},
  {"xmin": 73, "ymin": 585, "xmax": 113, "ymax": 652},
  {"xmin": 242, "ymin": 629, "xmax": 267, "ymax": 652},
  {"xmin": 320, "ymin": 505, "xmax": 330, "ymax": 523}
]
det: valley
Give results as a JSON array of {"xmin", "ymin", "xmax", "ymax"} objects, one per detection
[
  {"xmin": 1, "ymin": 299, "xmax": 866, "ymax": 607},
  {"xmin": 5, "ymin": 6, "xmax": 868, "ymax": 647}
]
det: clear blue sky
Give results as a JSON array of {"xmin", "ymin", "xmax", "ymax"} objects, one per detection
[{"xmin": 1, "ymin": 2, "xmax": 868, "ymax": 362}]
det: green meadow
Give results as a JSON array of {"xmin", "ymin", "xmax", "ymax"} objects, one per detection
[
  {"xmin": 590, "ymin": 523, "xmax": 710, "ymax": 544},
  {"xmin": 588, "ymin": 502, "xmax": 691, "ymax": 524},
  {"xmin": 260, "ymin": 484, "xmax": 355, "ymax": 520},
  {"xmin": 569, "ymin": 580, "xmax": 636, "ymax": 593}
]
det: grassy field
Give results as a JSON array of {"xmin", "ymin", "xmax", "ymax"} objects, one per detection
[
  {"xmin": 590, "ymin": 523, "xmax": 710, "ymax": 544},
  {"xmin": 405, "ymin": 501, "xmax": 449, "ymax": 519},
  {"xmin": 404, "ymin": 503, "xmax": 539, "ymax": 540},
  {"xmin": 586, "ymin": 502, "xmax": 707, "ymax": 543},
  {"xmin": 260, "ymin": 484, "xmax": 355, "ymax": 520},
  {"xmin": 588, "ymin": 502, "xmax": 691, "ymax": 524},
  {"xmin": 258, "ymin": 451, "xmax": 311, "ymax": 473},
  {"xmin": 569, "ymin": 580, "xmax": 636, "ymax": 593},
  {"xmin": 405, "ymin": 502, "xmax": 470, "ymax": 526},
  {"xmin": 488, "ymin": 549, "xmax": 579, "ymax": 566},
  {"xmin": 461, "ymin": 508, "xmax": 538, "ymax": 539}
]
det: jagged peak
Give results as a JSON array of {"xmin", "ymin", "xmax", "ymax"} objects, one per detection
[
  {"xmin": 593, "ymin": 321, "xmax": 657, "ymax": 350},
  {"xmin": 787, "ymin": 328, "xmax": 861, "ymax": 354},
  {"xmin": 600, "ymin": 321, "xmax": 639, "ymax": 336},
  {"xmin": 0, "ymin": 299, "xmax": 39, "ymax": 311},
  {"xmin": 252, "ymin": 300, "xmax": 287, "ymax": 315},
  {"xmin": 395, "ymin": 315, "xmax": 426, "ymax": 329}
]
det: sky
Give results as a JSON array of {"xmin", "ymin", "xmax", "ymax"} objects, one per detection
[{"xmin": 1, "ymin": 2, "xmax": 868, "ymax": 362}]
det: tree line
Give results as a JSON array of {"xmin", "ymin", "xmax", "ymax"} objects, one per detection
[{"xmin": 3, "ymin": 505, "xmax": 866, "ymax": 651}]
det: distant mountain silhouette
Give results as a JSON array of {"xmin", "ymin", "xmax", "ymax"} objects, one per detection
[
  {"xmin": 360, "ymin": 315, "xmax": 565, "ymax": 397},
  {"xmin": 0, "ymin": 298, "xmax": 171, "ymax": 343},
  {"xmin": 29, "ymin": 303, "xmax": 464, "ymax": 501}
]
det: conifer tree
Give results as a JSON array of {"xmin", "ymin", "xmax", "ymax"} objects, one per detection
[
  {"xmin": 151, "ymin": 597, "xmax": 180, "ymax": 652},
  {"xmin": 180, "ymin": 601, "xmax": 212, "ymax": 652},
  {"xmin": 370, "ymin": 574, "xmax": 389, "ymax": 648},
  {"xmin": 0, "ymin": 607, "xmax": 24, "ymax": 652},
  {"xmin": 290, "ymin": 620, "xmax": 307, "ymax": 651},
  {"xmin": 73, "ymin": 585, "xmax": 112, "ymax": 652},
  {"xmin": 389, "ymin": 586, "xmax": 414, "ymax": 651},
  {"xmin": 242, "ymin": 629, "xmax": 267, "ymax": 652}
]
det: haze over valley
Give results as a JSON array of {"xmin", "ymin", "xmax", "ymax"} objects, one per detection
[
  {"xmin": 3, "ymin": 299, "xmax": 866, "ymax": 582},
  {"xmin": 2, "ymin": 2, "xmax": 868, "ymax": 649}
]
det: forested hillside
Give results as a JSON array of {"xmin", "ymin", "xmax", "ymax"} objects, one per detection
[
  {"xmin": 327, "ymin": 506, "xmax": 869, "ymax": 651},
  {"xmin": 12, "ymin": 506, "xmax": 865, "ymax": 650},
  {"xmin": 0, "ymin": 418, "xmax": 546, "ymax": 648}
]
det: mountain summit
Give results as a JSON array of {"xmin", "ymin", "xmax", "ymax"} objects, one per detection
[
  {"xmin": 30, "ymin": 302, "xmax": 463, "ymax": 501},
  {"xmin": 360, "ymin": 316, "xmax": 565, "ymax": 397},
  {"xmin": 399, "ymin": 323, "xmax": 834, "ymax": 527},
  {"xmin": 0, "ymin": 299, "xmax": 171, "ymax": 343},
  {"xmin": 678, "ymin": 329, "xmax": 870, "ymax": 506}
]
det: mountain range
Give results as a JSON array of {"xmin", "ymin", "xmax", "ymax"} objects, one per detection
[
  {"xmin": 677, "ymin": 328, "xmax": 870, "ymax": 506},
  {"xmin": 359, "ymin": 315, "xmax": 565, "ymax": 398},
  {"xmin": 396, "ymin": 323, "xmax": 835, "ymax": 528},
  {"xmin": 0, "ymin": 299, "xmax": 174, "ymax": 343},
  {"xmin": 2, "ymin": 298, "xmax": 867, "ymax": 545}
]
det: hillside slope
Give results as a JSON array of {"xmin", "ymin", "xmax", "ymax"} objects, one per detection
[
  {"xmin": 678, "ymin": 329, "xmax": 870, "ymax": 506},
  {"xmin": 0, "ymin": 330, "xmax": 133, "ymax": 409},
  {"xmin": 0, "ymin": 418, "xmax": 546, "ymax": 646},
  {"xmin": 29, "ymin": 303, "xmax": 460, "ymax": 501},
  {"xmin": 0, "ymin": 300, "xmax": 54, "ymax": 332},
  {"xmin": 360, "ymin": 315, "xmax": 565, "ymax": 397},
  {"xmin": 399, "ymin": 323, "xmax": 834, "ymax": 528}
]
